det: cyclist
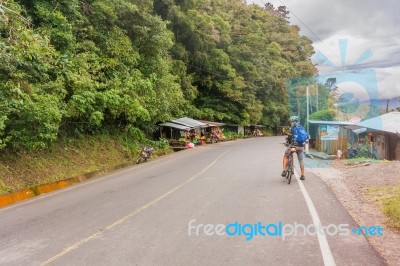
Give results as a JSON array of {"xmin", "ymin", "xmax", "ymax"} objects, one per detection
[{"xmin": 281, "ymin": 116, "xmax": 307, "ymax": 180}]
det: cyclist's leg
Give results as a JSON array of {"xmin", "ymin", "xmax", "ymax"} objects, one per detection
[
  {"xmin": 296, "ymin": 147, "xmax": 305, "ymax": 179},
  {"xmin": 282, "ymin": 148, "xmax": 290, "ymax": 176}
]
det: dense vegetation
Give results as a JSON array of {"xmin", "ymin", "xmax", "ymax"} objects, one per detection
[{"xmin": 0, "ymin": 0, "xmax": 316, "ymax": 151}]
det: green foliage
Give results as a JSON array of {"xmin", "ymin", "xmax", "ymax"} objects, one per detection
[
  {"xmin": 223, "ymin": 130, "xmax": 240, "ymax": 141},
  {"xmin": 155, "ymin": 0, "xmax": 316, "ymax": 129},
  {"xmin": 382, "ymin": 193, "xmax": 400, "ymax": 231},
  {"xmin": 0, "ymin": 1, "xmax": 63, "ymax": 150},
  {"xmin": 347, "ymin": 143, "xmax": 377, "ymax": 159},
  {"xmin": 309, "ymin": 109, "xmax": 337, "ymax": 121},
  {"xmin": 6, "ymin": 93, "xmax": 62, "ymax": 150},
  {"xmin": 154, "ymin": 138, "xmax": 170, "ymax": 152},
  {"xmin": 0, "ymin": 0, "xmax": 317, "ymax": 151},
  {"xmin": 286, "ymin": 78, "xmax": 331, "ymax": 127},
  {"xmin": 367, "ymin": 186, "xmax": 400, "ymax": 231},
  {"xmin": 125, "ymin": 125, "xmax": 147, "ymax": 143}
]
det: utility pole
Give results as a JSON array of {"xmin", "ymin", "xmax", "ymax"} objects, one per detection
[
  {"xmin": 306, "ymin": 85, "xmax": 309, "ymax": 133},
  {"xmin": 386, "ymin": 99, "xmax": 389, "ymax": 113},
  {"xmin": 297, "ymin": 99, "xmax": 300, "ymax": 118}
]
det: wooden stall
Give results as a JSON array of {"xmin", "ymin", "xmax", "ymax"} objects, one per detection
[{"xmin": 309, "ymin": 120, "xmax": 352, "ymax": 155}]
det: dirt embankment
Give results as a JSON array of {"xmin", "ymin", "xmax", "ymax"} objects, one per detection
[
  {"xmin": 309, "ymin": 160, "xmax": 400, "ymax": 266},
  {"xmin": 0, "ymin": 135, "xmax": 171, "ymax": 196},
  {"xmin": 0, "ymin": 136, "xmax": 132, "ymax": 195}
]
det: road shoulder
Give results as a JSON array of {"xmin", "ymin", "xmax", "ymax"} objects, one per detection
[{"xmin": 307, "ymin": 159, "xmax": 400, "ymax": 266}]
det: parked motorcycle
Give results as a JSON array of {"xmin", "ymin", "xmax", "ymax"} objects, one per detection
[{"xmin": 136, "ymin": 145, "xmax": 154, "ymax": 164}]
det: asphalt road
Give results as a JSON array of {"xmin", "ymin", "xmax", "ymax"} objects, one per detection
[{"xmin": 0, "ymin": 137, "xmax": 386, "ymax": 266}]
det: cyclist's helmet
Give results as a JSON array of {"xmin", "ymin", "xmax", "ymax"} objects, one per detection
[{"xmin": 289, "ymin": 116, "xmax": 299, "ymax": 123}]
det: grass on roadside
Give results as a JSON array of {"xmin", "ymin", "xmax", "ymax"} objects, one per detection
[
  {"xmin": 344, "ymin": 157, "xmax": 388, "ymax": 165},
  {"xmin": 366, "ymin": 185, "xmax": 400, "ymax": 231},
  {"xmin": 0, "ymin": 133, "xmax": 172, "ymax": 195}
]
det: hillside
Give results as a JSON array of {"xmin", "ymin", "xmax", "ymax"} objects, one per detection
[{"xmin": 0, "ymin": 0, "xmax": 316, "ymax": 151}]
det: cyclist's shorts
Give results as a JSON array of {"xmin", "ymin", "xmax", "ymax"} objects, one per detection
[{"xmin": 284, "ymin": 146, "xmax": 304, "ymax": 160}]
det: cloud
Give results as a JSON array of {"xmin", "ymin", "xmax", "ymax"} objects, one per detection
[
  {"xmin": 246, "ymin": 0, "xmax": 400, "ymax": 99},
  {"xmin": 376, "ymin": 67, "xmax": 400, "ymax": 100}
]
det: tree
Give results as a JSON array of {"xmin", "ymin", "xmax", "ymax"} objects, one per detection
[
  {"xmin": 309, "ymin": 109, "xmax": 336, "ymax": 121},
  {"xmin": 0, "ymin": 0, "xmax": 318, "ymax": 150},
  {"xmin": 0, "ymin": 1, "xmax": 63, "ymax": 150}
]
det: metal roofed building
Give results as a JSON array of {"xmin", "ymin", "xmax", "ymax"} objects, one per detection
[
  {"xmin": 171, "ymin": 117, "xmax": 208, "ymax": 129},
  {"xmin": 352, "ymin": 112, "xmax": 400, "ymax": 160},
  {"xmin": 197, "ymin": 120, "xmax": 225, "ymax": 127},
  {"xmin": 308, "ymin": 120, "xmax": 354, "ymax": 155},
  {"xmin": 158, "ymin": 117, "xmax": 209, "ymax": 142},
  {"xmin": 158, "ymin": 122, "xmax": 192, "ymax": 131},
  {"xmin": 354, "ymin": 112, "xmax": 400, "ymax": 134},
  {"xmin": 308, "ymin": 120, "xmax": 353, "ymax": 126}
]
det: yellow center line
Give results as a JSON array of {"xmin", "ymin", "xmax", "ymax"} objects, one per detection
[{"xmin": 41, "ymin": 151, "xmax": 227, "ymax": 265}]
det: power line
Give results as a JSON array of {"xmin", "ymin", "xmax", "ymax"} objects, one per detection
[
  {"xmin": 257, "ymin": 0, "xmax": 351, "ymax": 70},
  {"xmin": 277, "ymin": 0, "xmax": 350, "ymax": 69}
]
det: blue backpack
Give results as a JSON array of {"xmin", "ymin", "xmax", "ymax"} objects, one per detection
[{"xmin": 293, "ymin": 125, "xmax": 308, "ymax": 144}]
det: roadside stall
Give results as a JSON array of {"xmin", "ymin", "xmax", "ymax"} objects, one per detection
[
  {"xmin": 171, "ymin": 117, "xmax": 208, "ymax": 146},
  {"xmin": 198, "ymin": 120, "xmax": 226, "ymax": 143},
  {"xmin": 158, "ymin": 122, "xmax": 193, "ymax": 150},
  {"xmin": 159, "ymin": 117, "xmax": 209, "ymax": 149},
  {"xmin": 245, "ymin": 125, "xmax": 265, "ymax": 137}
]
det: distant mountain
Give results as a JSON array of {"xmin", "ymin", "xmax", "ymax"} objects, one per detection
[
  {"xmin": 360, "ymin": 97, "xmax": 400, "ymax": 110},
  {"xmin": 333, "ymin": 96, "xmax": 399, "ymax": 121}
]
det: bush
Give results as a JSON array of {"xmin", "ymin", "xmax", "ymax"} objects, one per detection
[
  {"xmin": 4, "ymin": 93, "xmax": 62, "ymax": 151},
  {"xmin": 309, "ymin": 109, "xmax": 336, "ymax": 121},
  {"xmin": 223, "ymin": 130, "xmax": 242, "ymax": 140},
  {"xmin": 347, "ymin": 143, "xmax": 377, "ymax": 159},
  {"xmin": 153, "ymin": 138, "xmax": 170, "ymax": 152}
]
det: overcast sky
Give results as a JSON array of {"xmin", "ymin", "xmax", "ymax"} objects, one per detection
[{"xmin": 246, "ymin": 0, "xmax": 400, "ymax": 102}]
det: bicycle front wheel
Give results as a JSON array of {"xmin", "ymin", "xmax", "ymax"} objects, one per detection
[{"xmin": 288, "ymin": 156, "xmax": 294, "ymax": 184}]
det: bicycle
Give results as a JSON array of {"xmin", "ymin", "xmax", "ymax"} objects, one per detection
[{"xmin": 284, "ymin": 143, "xmax": 297, "ymax": 184}]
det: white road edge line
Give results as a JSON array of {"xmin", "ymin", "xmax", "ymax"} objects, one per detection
[
  {"xmin": 40, "ymin": 151, "xmax": 227, "ymax": 266},
  {"xmin": 294, "ymin": 170, "xmax": 336, "ymax": 266}
]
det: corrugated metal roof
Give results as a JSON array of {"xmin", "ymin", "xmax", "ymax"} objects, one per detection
[
  {"xmin": 353, "ymin": 128, "xmax": 367, "ymax": 134},
  {"xmin": 354, "ymin": 112, "xmax": 400, "ymax": 134},
  {"xmin": 159, "ymin": 122, "xmax": 191, "ymax": 131},
  {"xmin": 245, "ymin": 124, "xmax": 265, "ymax": 127},
  {"xmin": 197, "ymin": 120, "xmax": 225, "ymax": 127},
  {"xmin": 308, "ymin": 120, "xmax": 353, "ymax": 126},
  {"xmin": 172, "ymin": 117, "xmax": 208, "ymax": 128}
]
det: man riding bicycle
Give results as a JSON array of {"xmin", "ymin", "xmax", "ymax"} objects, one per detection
[{"xmin": 281, "ymin": 116, "xmax": 307, "ymax": 180}]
